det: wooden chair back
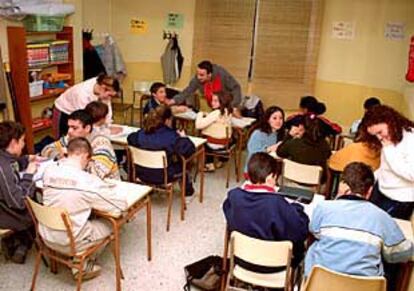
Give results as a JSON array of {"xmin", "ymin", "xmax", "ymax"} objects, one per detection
[
  {"xmin": 226, "ymin": 231, "xmax": 293, "ymax": 290},
  {"xmin": 303, "ymin": 265, "xmax": 386, "ymax": 291},
  {"xmin": 282, "ymin": 159, "xmax": 322, "ymax": 191}
]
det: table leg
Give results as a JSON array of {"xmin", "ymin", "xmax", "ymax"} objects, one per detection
[
  {"xmin": 110, "ymin": 219, "xmax": 122, "ymax": 291},
  {"xmin": 181, "ymin": 158, "xmax": 187, "ymax": 220},
  {"xmin": 199, "ymin": 147, "xmax": 205, "ymax": 203},
  {"xmin": 146, "ymin": 197, "xmax": 152, "ymax": 261}
]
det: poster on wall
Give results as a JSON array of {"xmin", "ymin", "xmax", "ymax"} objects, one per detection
[
  {"xmin": 130, "ymin": 18, "xmax": 148, "ymax": 35},
  {"xmin": 166, "ymin": 13, "xmax": 184, "ymax": 29},
  {"xmin": 332, "ymin": 21, "xmax": 355, "ymax": 40},
  {"xmin": 385, "ymin": 22, "xmax": 405, "ymax": 40}
]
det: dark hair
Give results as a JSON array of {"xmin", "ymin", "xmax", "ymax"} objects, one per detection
[
  {"xmin": 67, "ymin": 137, "xmax": 93, "ymax": 158},
  {"xmin": 143, "ymin": 105, "xmax": 172, "ymax": 133},
  {"xmin": 342, "ymin": 162, "xmax": 374, "ymax": 196},
  {"xmin": 259, "ymin": 106, "xmax": 285, "ymax": 140},
  {"xmin": 0, "ymin": 121, "xmax": 25, "ymax": 150},
  {"xmin": 96, "ymin": 73, "xmax": 120, "ymax": 92},
  {"xmin": 150, "ymin": 82, "xmax": 166, "ymax": 96},
  {"xmin": 213, "ymin": 91, "xmax": 233, "ymax": 115},
  {"xmin": 248, "ymin": 152, "xmax": 280, "ymax": 184},
  {"xmin": 85, "ymin": 101, "xmax": 109, "ymax": 124},
  {"xmin": 68, "ymin": 110, "xmax": 94, "ymax": 132},
  {"xmin": 302, "ymin": 114, "xmax": 324, "ymax": 143},
  {"xmin": 299, "ymin": 96, "xmax": 326, "ymax": 115},
  {"xmin": 359, "ymin": 105, "xmax": 414, "ymax": 150},
  {"xmin": 363, "ymin": 97, "xmax": 381, "ymax": 110},
  {"xmin": 197, "ymin": 60, "xmax": 213, "ymax": 74}
]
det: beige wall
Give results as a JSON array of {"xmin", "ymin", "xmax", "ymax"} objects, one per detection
[
  {"xmin": 2, "ymin": 0, "xmax": 414, "ymax": 126},
  {"xmin": 82, "ymin": 0, "xmax": 195, "ymax": 103},
  {"xmin": 315, "ymin": 0, "xmax": 414, "ymax": 126}
]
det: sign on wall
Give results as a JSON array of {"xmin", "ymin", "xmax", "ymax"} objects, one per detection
[
  {"xmin": 332, "ymin": 21, "xmax": 355, "ymax": 40},
  {"xmin": 385, "ymin": 22, "xmax": 405, "ymax": 41},
  {"xmin": 166, "ymin": 13, "xmax": 184, "ymax": 29},
  {"xmin": 130, "ymin": 18, "xmax": 148, "ymax": 34}
]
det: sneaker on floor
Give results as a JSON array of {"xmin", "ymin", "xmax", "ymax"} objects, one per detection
[
  {"xmin": 72, "ymin": 261, "xmax": 102, "ymax": 281},
  {"xmin": 215, "ymin": 161, "xmax": 224, "ymax": 169},
  {"xmin": 204, "ymin": 163, "xmax": 215, "ymax": 172},
  {"xmin": 10, "ymin": 244, "xmax": 28, "ymax": 264},
  {"xmin": 185, "ymin": 195, "xmax": 196, "ymax": 205}
]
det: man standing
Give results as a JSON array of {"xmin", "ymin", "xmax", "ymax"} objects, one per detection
[{"xmin": 168, "ymin": 60, "xmax": 242, "ymax": 111}]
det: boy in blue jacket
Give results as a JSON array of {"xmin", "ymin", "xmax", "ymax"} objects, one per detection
[{"xmin": 223, "ymin": 152, "xmax": 309, "ymax": 267}]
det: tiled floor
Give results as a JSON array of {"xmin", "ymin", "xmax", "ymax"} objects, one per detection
[{"xmin": 0, "ymin": 164, "xmax": 241, "ymax": 291}]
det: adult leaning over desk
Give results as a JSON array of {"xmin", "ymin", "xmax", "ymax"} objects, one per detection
[
  {"xmin": 360, "ymin": 105, "xmax": 414, "ymax": 220},
  {"xmin": 166, "ymin": 60, "xmax": 242, "ymax": 116},
  {"xmin": 52, "ymin": 73, "xmax": 120, "ymax": 138}
]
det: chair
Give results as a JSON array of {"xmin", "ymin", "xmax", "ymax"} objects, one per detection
[
  {"xmin": 204, "ymin": 126, "xmax": 240, "ymax": 188},
  {"xmin": 25, "ymin": 197, "xmax": 116, "ymax": 291},
  {"xmin": 225, "ymin": 231, "xmax": 293, "ymax": 291},
  {"xmin": 139, "ymin": 94, "xmax": 151, "ymax": 128},
  {"xmin": 127, "ymin": 146, "xmax": 180, "ymax": 231},
  {"xmin": 112, "ymin": 89, "xmax": 133, "ymax": 125},
  {"xmin": 303, "ymin": 265, "xmax": 386, "ymax": 291},
  {"xmin": 281, "ymin": 159, "xmax": 323, "ymax": 192},
  {"xmin": 132, "ymin": 81, "xmax": 152, "ymax": 126}
]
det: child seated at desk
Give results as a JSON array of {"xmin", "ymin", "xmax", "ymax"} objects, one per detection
[
  {"xmin": 41, "ymin": 137, "xmax": 127, "ymax": 280},
  {"xmin": 304, "ymin": 162, "xmax": 414, "ymax": 290},
  {"xmin": 245, "ymin": 106, "xmax": 285, "ymax": 172},
  {"xmin": 85, "ymin": 100, "xmax": 122, "ymax": 135},
  {"xmin": 277, "ymin": 114, "xmax": 331, "ymax": 182},
  {"xmin": 41, "ymin": 109, "xmax": 120, "ymax": 180},
  {"xmin": 0, "ymin": 121, "xmax": 38, "ymax": 264},
  {"xmin": 223, "ymin": 152, "xmax": 309, "ymax": 268},
  {"xmin": 127, "ymin": 105, "xmax": 195, "ymax": 199},
  {"xmin": 195, "ymin": 91, "xmax": 233, "ymax": 172},
  {"xmin": 143, "ymin": 82, "xmax": 168, "ymax": 115}
]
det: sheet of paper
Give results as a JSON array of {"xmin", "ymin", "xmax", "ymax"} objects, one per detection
[{"xmin": 33, "ymin": 159, "xmax": 56, "ymax": 182}]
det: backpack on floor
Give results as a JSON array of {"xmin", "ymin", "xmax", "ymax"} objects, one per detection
[
  {"xmin": 183, "ymin": 255, "xmax": 226, "ymax": 291},
  {"xmin": 241, "ymin": 95, "xmax": 264, "ymax": 120}
]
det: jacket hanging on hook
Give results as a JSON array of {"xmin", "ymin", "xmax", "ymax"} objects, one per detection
[{"xmin": 161, "ymin": 35, "xmax": 184, "ymax": 85}]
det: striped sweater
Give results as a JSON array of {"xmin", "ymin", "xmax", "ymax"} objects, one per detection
[{"xmin": 41, "ymin": 132, "xmax": 120, "ymax": 180}]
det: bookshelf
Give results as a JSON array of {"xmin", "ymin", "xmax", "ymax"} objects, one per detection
[{"xmin": 7, "ymin": 26, "xmax": 74, "ymax": 152}]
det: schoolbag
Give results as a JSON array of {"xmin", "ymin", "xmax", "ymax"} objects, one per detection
[
  {"xmin": 183, "ymin": 255, "xmax": 226, "ymax": 291},
  {"xmin": 241, "ymin": 95, "xmax": 264, "ymax": 119}
]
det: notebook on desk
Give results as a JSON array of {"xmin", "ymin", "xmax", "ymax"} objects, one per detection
[{"xmin": 278, "ymin": 185, "xmax": 314, "ymax": 204}]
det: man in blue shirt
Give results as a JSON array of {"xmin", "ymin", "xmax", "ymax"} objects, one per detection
[{"xmin": 305, "ymin": 162, "xmax": 413, "ymax": 288}]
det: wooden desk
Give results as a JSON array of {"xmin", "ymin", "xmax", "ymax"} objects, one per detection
[
  {"xmin": 179, "ymin": 136, "xmax": 206, "ymax": 220},
  {"xmin": 394, "ymin": 218, "xmax": 414, "ymax": 291},
  {"xmin": 37, "ymin": 178, "xmax": 152, "ymax": 291},
  {"xmin": 93, "ymin": 179, "xmax": 152, "ymax": 291},
  {"xmin": 108, "ymin": 125, "xmax": 207, "ymax": 221}
]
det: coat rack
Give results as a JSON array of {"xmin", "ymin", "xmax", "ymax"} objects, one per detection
[{"xmin": 163, "ymin": 30, "xmax": 178, "ymax": 40}]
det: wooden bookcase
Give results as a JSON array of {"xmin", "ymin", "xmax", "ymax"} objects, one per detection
[{"xmin": 7, "ymin": 26, "xmax": 74, "ymax": 153}]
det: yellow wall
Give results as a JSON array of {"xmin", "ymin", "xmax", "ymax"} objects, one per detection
[
  {"xmin": 315, "ymin": 0, "xmax": 414, "ymax": 126},
  {"xmin": 82, "ymin": 0, "xmax": 195, "ymax": 103}
]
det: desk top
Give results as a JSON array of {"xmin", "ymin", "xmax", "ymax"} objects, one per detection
[
  {"xmin": 173, "ymin": 110, "xmax": 256, "ymax": 129},
  {"xmin": 105, "ymin": 179, "xmax": 152, "ymax": 209},
  {"xmin": 109, "ymin": 124, "xmax": 206, "ymax": 148}
]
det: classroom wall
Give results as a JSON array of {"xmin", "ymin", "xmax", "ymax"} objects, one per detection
[
  {"xmin": 82, "ymin": 0, "xmax": 196, "ymax": 103},
  {"xmin": 315, "ymin": 0, "xmax": 414, "ymax": 127}
]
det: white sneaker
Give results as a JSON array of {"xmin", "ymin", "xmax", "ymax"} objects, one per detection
[
  {"xmin": 72, "ymin": 260, "xmax": 101, "ymax": 281},
  {"xmin": 185, "ymin": 195, "xmax": 196, "ymax": 204}
]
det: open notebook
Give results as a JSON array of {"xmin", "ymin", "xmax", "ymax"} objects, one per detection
[{"xmin": 277, "ymin": 185, "xmax": 315, "ymax": 204}]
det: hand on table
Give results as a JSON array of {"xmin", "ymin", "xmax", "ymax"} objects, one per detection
[
  {"xmin": 173, "ymin": 105, "xmax": 189, "ymax": 113},
  {"xmin": 232, "ymin": 108, "xmax": 242, "ymax": 118},
  {"xmin": 110, "ymin": 126, "xmax": 123, "ymax": 135}
]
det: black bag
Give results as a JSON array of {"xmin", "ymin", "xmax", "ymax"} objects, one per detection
[
  {"xmin": 184, "ymin": 255, "xmax": 225, "ymax": 291},
  {"xmin": 241, "ymin": 95, "xmax": 264, "ymax": 120}
]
